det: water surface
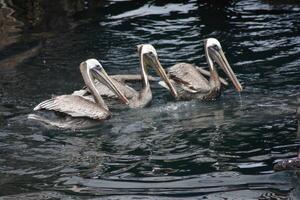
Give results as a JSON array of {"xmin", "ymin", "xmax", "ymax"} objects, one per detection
[{"xmin": 1, "ymin": 0, "xmax": 300, "ymax": 199}]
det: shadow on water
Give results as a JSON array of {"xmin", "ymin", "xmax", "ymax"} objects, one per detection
[{"xmin": 1, "ymin": 0, "xmax": 300, "ymax": 199}]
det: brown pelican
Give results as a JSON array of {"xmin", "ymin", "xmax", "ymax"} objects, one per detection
[
  {"xmin": 159, "ymin": 38, "xmax": 243, "ymax": 100},
  {"xmin": 33, "ymin": 59, "xmax": 128, "ymax": 120},
  {"xmin": 274, "ymin": 153, "xmax": 300, "ymax": 171},
  {"xmin": 73, "ymin": 44, "xmax": 178, "ymax": 108}
]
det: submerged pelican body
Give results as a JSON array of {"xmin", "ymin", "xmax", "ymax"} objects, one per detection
[
  {"xmin": 159, "ymin": 38, "xmax": 243, "ymax": 100},
  {"xmin": 74, "ymin": 44, "xmax": 177, "ymax": 108},
  {"xmin": 273, "ymin": 107, "xmax": 300, "ymax": 171},
  {"xmin": 33, "ymin": 59, "xmax": 128, "ymax": 120}
]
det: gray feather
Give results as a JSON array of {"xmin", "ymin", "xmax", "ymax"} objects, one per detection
[
  {"xmin": 167, "ymin": 63, "xmax": 211, "ymax": 93},
  {"xmin": 34, "ymin": 95, "xmax": 110, "ymax": 120}
]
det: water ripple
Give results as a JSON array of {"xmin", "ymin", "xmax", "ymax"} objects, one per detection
[{"xmin": 1, "ymin": 0, "xmax": 300, "ymax": 198}]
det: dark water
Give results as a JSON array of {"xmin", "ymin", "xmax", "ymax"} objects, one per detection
[{"xmin": 1, "ymin": 0, "xmax": 300, "ymax": 199}]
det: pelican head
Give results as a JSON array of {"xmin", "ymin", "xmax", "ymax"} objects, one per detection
[
  {"xmin": 137, "ymin": 44, "xmax": 178, "ymax": 97},
  {"xmin": 81, "ymin": 59, "xmax": 129, "ymax": 104},
  {"xmin": 205, "ymin": 38, "xmax": 243, "ymax": 92}
]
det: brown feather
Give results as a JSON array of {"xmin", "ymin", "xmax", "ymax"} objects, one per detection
[{"xmin": 34, "ymin": 95, "xmax": 110, "ymax": 120}]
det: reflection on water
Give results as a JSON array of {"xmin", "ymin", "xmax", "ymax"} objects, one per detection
[
  {"xmin": 0, "ymin": 0, "xmax": 23, "ymax": 50},
  {"xmin": 1, "ymin": 0, "xmax": 300, "ymax": 199}
]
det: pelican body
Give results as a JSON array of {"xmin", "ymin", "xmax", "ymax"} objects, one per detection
[
  {"xmin": 73, "ymin": 44, "xmax": 177, "ymax": 108},
  {"xmin": 34, "ymin": 59, "xmax": 128, "ymax": 120},
  {"xmin": 159, "ymin": 38, "xmax": 243, "ymax": 100},
  {"xmin": 273, "ymin": 157, "xmax": 300, "ymax": 171}
]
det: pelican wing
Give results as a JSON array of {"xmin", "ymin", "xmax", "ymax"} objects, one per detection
[
  {"xmin": 111, "ymin": 74, "xmax": 159, "ymax": 83},
  {"xmin": 34, "ymin": 95, "xmax": 110, "ymax": 120},
  {"xmin": 106, "ymin": 79, "xmax": 138, "ymax": 99},
  {"xmin": 167, "ymin": 63, "xmax": 211, "ymax": 92},
  {"xmin": 195, "ymin": 66, "xmax": 228, "ymax": 86},
  {"xmin": 72, "ymin": 79, "xmax": 117, "ymax": 98},
  {"xmin": 72, "ymin": 77, "xmax": 138, "ymax": 99}
]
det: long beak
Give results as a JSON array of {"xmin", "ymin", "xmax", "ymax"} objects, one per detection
[
  {"xmin": 146, "ymin": 54, "xmax": 178, "ymax": 97},
  {"xmin": 92, "ymin": 68, "xmax": 129, "ymax": 104},
  {"xmin": 210, "ymin": 48, "xmax": 243, "ymax": 92}
]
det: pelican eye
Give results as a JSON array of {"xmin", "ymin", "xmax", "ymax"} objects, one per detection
[
  {"xmin": 211, "ymin": 44, "xmax": 220, "ymax": 50},
  {"xmin": 94, "ymin": 64, "xmax": 103, "ymax": 70}
]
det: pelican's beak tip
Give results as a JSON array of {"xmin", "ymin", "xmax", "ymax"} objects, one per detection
[
  {"xmin": 174, "ymin": 91, "xmax": 178, "ymax": 97},
  {"xmin": 171, "ymin": 89, "xmax": 178, "ymax": 98},
  {"xmin": 237, "ymin": 85, "xmax": 243, "ymax": 92},
  {"xmin": 122, "ymin": 98, "xmax": 130, "ymax": 105}
]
